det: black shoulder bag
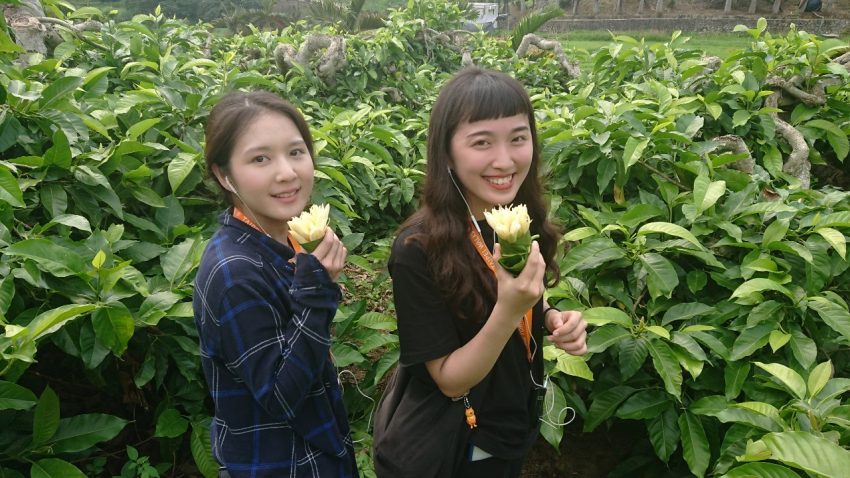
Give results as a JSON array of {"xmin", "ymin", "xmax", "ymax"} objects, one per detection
[{"xmin": 372, "ymin": 365, "xmax": 490, "ymax": 478}]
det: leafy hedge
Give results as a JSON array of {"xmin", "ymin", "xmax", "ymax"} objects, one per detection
[{"xmin": 1, "ymin": 2, "xmax": 850, "ymax": 477}]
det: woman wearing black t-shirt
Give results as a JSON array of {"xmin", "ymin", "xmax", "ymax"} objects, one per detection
[{"xmin": 373, "ymin": 68, "xmax": 588, "ymax": 477}]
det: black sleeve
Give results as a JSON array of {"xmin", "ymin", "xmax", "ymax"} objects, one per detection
[{"xmin": 389, "ymin": 235, "xmax": 460, "ymax": 367}]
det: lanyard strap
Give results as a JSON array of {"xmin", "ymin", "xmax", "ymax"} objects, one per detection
[
  {"xmin": 232, "ymin": 207, "xmax": 303, "ymax": 253},
  {"xmin": 468, "ymin": 225, "xmax": 533, "ymax": 363}
]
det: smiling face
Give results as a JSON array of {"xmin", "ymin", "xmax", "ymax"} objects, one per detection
[
  {"xmin": 448, "ymin": 113, "xmax": 533, "ymax": 219},
  {"xmin": 213, "ymin": 112, "xmax": 314, "ymax": 242}
]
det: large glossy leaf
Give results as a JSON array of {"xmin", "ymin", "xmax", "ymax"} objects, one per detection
[
  {"xmin": 807, "ymin": 296, "xmax": 850, "ymax": 344},
  {"xmin": 679, "ymin": 411, "xmax": 710, "ymax": 478},
  {"xmin": 623, "ymin": 136, "xmax": 649, "ymax": 169},
  {"xmin": 0, "ymin": 381, "xmax": 37, "ymax": 410},
  {"xmin": 161, "ymin": 237, "xmax": 203, "ymax": 286},
  {"xmin": 544, "ymin": 346, "xmax": 594, "ymax": 380},
  {"xmin": 720, "ymin": 462, "xmax": 802, "ymax": 478},
  {"xmin": 618, "ymin": 336, "xmax": 649, "ymax": 380},
  {"xmin": 661, "ymin": 302, "xmax": 714, "ymax": 326},
  {"xmin": 0, "ymin": 164, "xmax": 24, "ymax": 207},
  {"xmin": 693, "ymin": 173, "xmax": 726, "ymax": 214},
  {"xmin": 33, "ymin": 386, "xmax": 60, "ymax": 445},
  {"xmin": 91, "ymin": 304, "xmax": 134, "ymax": 356},
  {"xmin": 540, "ymin": 378, "xmax": 567, "ymax": 448},
  {"xmin": 807, "ymin": 360, "xmax": 832, "ymax": 399},
  {"xmin": 648, "ymin": 339, "xmax": 683, "ymax": 398},
  {"xmin": 30, "ymin": 459, "xmax": 86, "ymax": 478},
  {"xmin": 807, "ymin": 119, "xmax": 849, "ymax": 161},
  {"xmin": 3, "ymin": 239, "xmax": 86, "ymax": 277},
  {"xmin": 640, "ymin": 252, "xmax": 679, "ymax": 299},
  {"xmin": 730, "ymin": 278, "xmax": 794, "ymax": 303},
  {"xmin": 16, "ymin": 304, "xmax": 98, "ymax": 343},
  {"xmin": 637, "ymin": 222, "xmax": 702, "ymax": 249},
  {"xmin": 756, "ymin": 431, "xmax": 850, "ymax": 477},
  {"xmin": 191, "ymin": 419, "xmax": 218, "ymax": 478},
  {"xmin": 167, "ymin": 152, "xmax": 198, "ymax": 192},
  {"xmin": 582, "ymin": 307, "xmax": 632, "ymax": 327},
  {"xmin": 155, "ymin": 408, "xmax": 189, "ymax": 438},
  {"xmin": 50, "ymin": 413, "xmax": 128, "ymax": 453},
  {"xmin": 583, "ymin": 385, "xmax": 636, "ymax": 432},
  {"xmin": 729, "ymin": 323, "xmax": 775, "ymax": 361},
  {"xmin": 616, "ymin": 389, "xmax": 671, "ymax": 419},
  {"xmin": 562, "ymin": 237, "xmax": 626, "ymax": 273},
  {"xmin": 648, "ymin": 407, "xmax": 679, "ymax": 462},
  {"xmin": 587, "ymin": 324, "xmax": 630, "ymax": 354},
  {"xmin": 724, "ymin": 362, "xmax": 751, "ymax": 400},
  {"xmin": 38, "ymin": 76, "xmax": 84, "ymax": 110},
  {"xmin": 814, "ymin": 227, "xmax": 846, "ymax": 259},
  {"xmin": 754, "ymin": 362, "xmax": 806, "ymax": 400}
]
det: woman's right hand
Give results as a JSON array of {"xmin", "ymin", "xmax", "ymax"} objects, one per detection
[
  {"xmin": 492, "ymin": 240, "xmax": 546, "ymax": 326},
  {"xmin": 309, "ymin": 227, "xmax": 347, "ymax": 281}
]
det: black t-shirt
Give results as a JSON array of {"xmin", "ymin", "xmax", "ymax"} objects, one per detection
[{"xmin": 388, "ymin": 219, "xmax": 545, "ymax": 460}]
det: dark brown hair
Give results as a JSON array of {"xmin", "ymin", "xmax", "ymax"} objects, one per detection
[
  {"xmin": 204, "ymin": 90, "xmax": 314, "ymax": 204},
  {"xmin": 401, "ymin": 67, "xmax": 561, "ymax": 322}
]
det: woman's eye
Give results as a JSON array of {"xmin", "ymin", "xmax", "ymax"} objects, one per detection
[
  {"xmin": 290, "ymin": 148, "xmax": 305, "ymax": 157},
  {"xmin": 512, "ymin": 135, "xmax": 528, "ymax": 143},
  {"xmin": 253, "ymin": 155, "xmax": 269, "ymax": 163},
  {"xmin": 472, "ymin": 139, "xmax": 489, "ymax": 147}
]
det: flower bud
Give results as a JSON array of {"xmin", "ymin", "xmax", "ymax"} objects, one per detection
[
  {"xmin": 484, "ymin": 204, "xmax": 536, "ymax": 275},
  {"xmin": 287, "ymin": 204, "xmax": 330, "ymax": 252}
]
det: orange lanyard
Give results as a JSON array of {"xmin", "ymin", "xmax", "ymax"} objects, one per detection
[
  {"xmin": 232, "ymin": 208, "xmax": 303, "ymax": 253},
  {"xmin": 468, "ymin": 225, "xmax": 533, "ymax": 363}
]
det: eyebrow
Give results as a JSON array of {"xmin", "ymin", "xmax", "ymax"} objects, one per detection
[
  {"xmin": 464, "ymin": 124, "xmax": 530, "ymax": 138},
  {"xmin": 241, "ymin": 139, "xmax": 306, "ymax": 155}
]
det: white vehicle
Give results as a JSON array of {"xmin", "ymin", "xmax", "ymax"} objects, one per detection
[{"xmin": 465, "ymin": 2, "xmax": 500, "ymax": 32}]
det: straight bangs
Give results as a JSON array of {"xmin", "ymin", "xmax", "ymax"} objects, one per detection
[{"xmin": 457, "ymin": 73, "xmax": 532, "ymax": 124}]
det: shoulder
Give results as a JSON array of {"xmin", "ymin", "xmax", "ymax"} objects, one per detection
[{"xmin": 390, "ymin": 221, "xmax": 427, "ymax": 268}]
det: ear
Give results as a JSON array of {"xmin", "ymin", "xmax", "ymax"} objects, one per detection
[{"xmin": 211, "ymin": 165, "xmax": 230, "ymax": 192}]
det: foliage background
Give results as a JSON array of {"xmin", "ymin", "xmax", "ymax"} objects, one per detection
[{"xmin": 1, "ymin": 1, "xmax": 850, "ymax": 477}]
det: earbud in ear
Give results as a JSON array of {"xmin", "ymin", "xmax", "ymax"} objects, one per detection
[{"xmin": 224, "ymin": 176, "xmax": 235, "ymax": 193}]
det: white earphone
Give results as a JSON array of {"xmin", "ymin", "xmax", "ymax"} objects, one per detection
[{"xmin": 224, "ymin": 176, "xmax": 236, "ymax": 193}]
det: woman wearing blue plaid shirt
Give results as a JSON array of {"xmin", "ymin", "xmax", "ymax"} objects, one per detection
[{"xmin": 193, "ymin": 90, "xmax": 358, "ymax": 478}]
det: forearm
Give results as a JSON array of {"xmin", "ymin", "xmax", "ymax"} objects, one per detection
[{"xmin": 426, "ymin": 302, "xmax": 520, "ymax": 398}]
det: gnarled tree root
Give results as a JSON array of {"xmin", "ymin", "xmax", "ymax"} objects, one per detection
[
  {"xmin": 516, "ymin": 33, "xmax": 580, "ymax": 78},
  {"xmin": 766, "ymin": 89, "xmax": 810, "ymax": 189},
  {"xmin": 274, "ymin": 34, "xmax": 347, "ymax": 86}
]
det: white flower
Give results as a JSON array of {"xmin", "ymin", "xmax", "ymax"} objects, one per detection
[
  {"xmin": 484, "ymin": 204, "xmax": 532, "ymax": 243},
  {"xmin": 288, "ymin": 204, "xmax": 330, "ymax": 249}
]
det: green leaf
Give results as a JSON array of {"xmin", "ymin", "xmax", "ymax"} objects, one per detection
[
  {"xmin": 587, "ymin": 325, "xmax": 630, "ymax": 354},
  {"xmin": 623, "ymin": 136, "xmax": 649, "ymax": 169},
  {"xmin": 33, "ymin": 386, "xmax": 60, "ymax": 445},
  {"xmin": 545, "ymin": 345, "xmax": 594, "ymax": 380},
  {"xmin": 191, "ymin": 420, "xmax": 218, "ymax": 478},
  {"xmin": 539, "ymin": 379, "xmax": 567, "ymax": 448},
  {"xmin": 355, "ymin": 312, "xmax": 397, "ymax": 331},
  {"xmin": 167, "ymin": 152, "xmax": 197, "ymax": 192},
  {"xmin": 330, "ymin": 343, "xmax": 364, "ymax": 367},
  {"xmin": 45, "ymin": 214, "xmax": 91, "ymax": 232},
  {"xmin": 4, "ymin": 239, "xmax": 86, "ymax": 277},
  {"xmin": 562, "ymin": 226, "xmax": 597, "ymax": 242},
  {"xmin": 583, "ymin": 385, "xmax": 636, "ymax": 432},
  {"xmin": 50, "ymin": 413, "xmax": 128, "ymax": 453},
  {"xmin": 725, "ymin": 362, "xmax": 751, "ymax": 400},
  {"xmin": 768, "ymin": 330, "xmax": 791, "ymax": 353},
  {"xmin": 758, "ymin": 431, "xmax": 850, "ymax": 477},
  {"xmin": 730, "ymin": 323, "xmax": 774, "ymax": 361},
  {"xmin": 661, "ymin": 302, "xmax": 714, "ymax": 326},
  {"xmin": 679, "ymin": 411, "xmax": 710, "ymax": 478},
  {"xmin": 19, "ymin": 304, "xmax": 98, "ymax": 342},
  {"xmin": 638, "ymin": 222, "xmax": 703, "ymax": 249},
  {"xmin": 0, "ymin": 164, "xmax": 24, "ymax": 207},
  {"xmin": 807, "ymin": 296, "xmax": 850, "ymax": 344},
  {"xmin": 814, "ymin": 227, "xmax": 846, "ymax": 259},
  {"xmin": 616, "ymin": 389, "xmax": 671, "ymax": 419},
  {"xmin": 161, "ymin": 237, "xmax": 202, "ymax": 286},
  {"xmin": 790, "ymin": 328, "xmax": 817, "ymax": 369},
  {"xmin": 648, "ymin": 340, "xmax": 683, "ymax": 398},
  {"xmin": 618, "ymin": 204, "xmax": 665, "ymax": 228},
  {"xmin": 91, "ymin": 304, "xmax": 134, "ymax": 356},
  {"xmin": 648, "ymin": 407, "xmax": 680, "ymax": 462},
  {"xmin": 38, "ymin": 76, "xmax": 84, "ymax": 110},
  {"xmin": 125, "ymin": 118, "xmax": 161, "ymax": 141},
  {"xmin": 807, "ymin": 360, "xmax": 832, "ymax": 399},
  {"xmin": 0, "ymin": 381, "xmax": 37, "ymax": 410},
  {"xmin": 720, "ymin": 462, "xmax": 802, "ymax": 478},
  {"xmin": 582, "ymin": 307, "xmax": 632, "ymax": 327},
  {"xmin": 807, "ymin": 119, "xmax": 849, "ymax": 161},
  {"xmin": 155, "ymin": 408, "xmax": 189, "ymax": 438},
  {"xmin": 762, "ymin": 219, "xmax": 789, "ymax": 248},
  {"xmin": 693, "ymin": 174, "xmax": 726, "ymax": 214},
  {"xmin": 31, "ymin": 459, "xmax": 86, "ymax": 478},
  {"xmin": 618, "ymin": 336, "xmax": 649, "ymax": 380},
  {"xmin": 562, "ymin": 237, "xmax": 626, "ymax": 273},
  {"xmin": 730, "ymin": 278, "xmax": 794, "ymax": 303},
  {"xmin": 754, "ymin": 362, "xmax": 807, "ymax": 400},
  {"xmin": 732, "ymin": 110, "xmax": 751, "ymax": 127},
  {"xmin": 640, "ymin": 253, "xmax": 679, "ymax": 299}
]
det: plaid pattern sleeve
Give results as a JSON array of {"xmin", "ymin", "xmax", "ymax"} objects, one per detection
[{"xmin": 194, "ymin": 215, "xmax": 357, "ymax": 478}]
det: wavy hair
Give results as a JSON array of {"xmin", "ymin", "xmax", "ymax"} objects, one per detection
[{"xmin": 400, "ymin": 67, "xmax": 561, "ymax": 322}]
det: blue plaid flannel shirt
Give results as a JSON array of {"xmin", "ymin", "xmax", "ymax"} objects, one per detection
[{"xmin": 193, "ymin": 211, "xmax": 357, "ymax": 478}]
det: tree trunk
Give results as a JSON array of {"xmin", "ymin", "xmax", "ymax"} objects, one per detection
[
  {"xmin": 572, "ymin": 0, "xmax": 580, "ymax": 15},
  {"xmin": 724, "ymin": 0, "xmax": 734, "ymax": 12},
  {"xmin": 749, "ymin": 0, "xmax": 758, "ymax": 12},
  {"xmin": 592, "ymin": 0, "xmax": 600, "ymax": 15},
  {"xmin": 638, "ymin": 0, "xmax": 646, "ymax": 12},
  {"xmin": 614, "ymin": 0, "xmax": 624, "ymax": 13},
  {"xmin": 772, "ymin": 0, "xmax": 782, "ymax": 13},
  {"xmin": 656, "ymin": 0, "xmax": 664, "ymax": 13},
  {"xmin": 3, "ymin": 0, "xmax": 57, "ymax": 55}
]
